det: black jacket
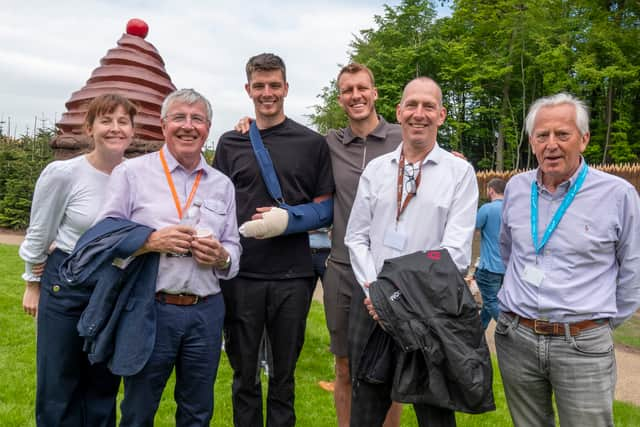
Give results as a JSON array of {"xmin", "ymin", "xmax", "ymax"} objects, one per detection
[{"xmin": 368, "ymin": 249, "xmax": 495, "ymax": 413}]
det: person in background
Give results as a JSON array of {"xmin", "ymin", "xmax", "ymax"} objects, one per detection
[
  {"xmin": 474, "ymin": 177, "xmax": 506, "ymax": 329},
  {"xmin": 19, "ymin": 94, "xmax": 137, "ymax": 427},
  {"xmin": 496, "ymin": 92, "xmax": 640, "ymax": 426}
]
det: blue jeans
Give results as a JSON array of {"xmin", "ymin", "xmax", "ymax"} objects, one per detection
[
  {"xmin": 473, "ymin": 268, "xmax": 503, "ymax": 329},
  {"xmin": 495, "ymin": 313, "xmax": 615, "ymax": 427},
  {"xmin": 119, "ymin": 293, "xmax": 225, "ymax": 427}
]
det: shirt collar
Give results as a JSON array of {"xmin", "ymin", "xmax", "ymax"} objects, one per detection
[
  {"xmin": 390, "ymin": 141, "xmax": 444, "ymax": 166},
  {"xmin": 161, "ymin": 144, "xmax": 208, "ymax": 176},
  {"xmin": 535, "ymin": 156, "xmax": 586, "ymax": 192},
  {"xmin": 342, "ymin": 115, "xmax": 393, "ymax": 145}
]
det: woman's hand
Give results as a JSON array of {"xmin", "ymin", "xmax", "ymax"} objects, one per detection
[{"xmin": 23, "ymin": 282, "xmax": 41, "ymax": 317}]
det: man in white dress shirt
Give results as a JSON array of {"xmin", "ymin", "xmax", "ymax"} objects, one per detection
[{"xmin": 344, "ymin": 77, "xmax": 478, "ymax": 426}]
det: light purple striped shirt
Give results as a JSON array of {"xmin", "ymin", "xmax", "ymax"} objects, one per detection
[
  {"xmin": 499, "ymin": 161, "xmax": 640, "ymax": 326},
  {"xmin": 97, "ymin": 145, "xmax": 241, "ymax": 296}
]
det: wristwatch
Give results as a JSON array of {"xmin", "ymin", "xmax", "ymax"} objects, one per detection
[{"xmin": 217, "ymin": 254, "xmax": 231, "ymax": 270}]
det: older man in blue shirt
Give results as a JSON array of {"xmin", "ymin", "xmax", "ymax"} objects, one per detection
[{"xmin": 496, "ymin": 92, "xmax": 640, "ymax": 427}]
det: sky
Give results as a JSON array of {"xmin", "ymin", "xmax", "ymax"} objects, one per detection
[{"xmin": 0, "ymin": 0, "xmax": 448, "ymax": 146}]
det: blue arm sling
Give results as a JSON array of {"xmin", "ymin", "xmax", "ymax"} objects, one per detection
[{"xmin": 248, "ymin": 121, "xmax": 333, "ymax": 234}]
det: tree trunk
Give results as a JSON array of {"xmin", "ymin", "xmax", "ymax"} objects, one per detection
[{"xmin": 602, "ymin": 79, "xmax": 614, "ymax": 164}]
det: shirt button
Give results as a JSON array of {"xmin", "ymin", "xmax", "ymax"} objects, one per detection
[{"xmin": 52, "ymin": 285, "xmax": 60, "ymax": 292}]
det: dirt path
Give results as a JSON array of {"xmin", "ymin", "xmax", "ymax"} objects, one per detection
[{"xmin": 3, "ymin": 230, "xmax": 639, "ymax": 405}]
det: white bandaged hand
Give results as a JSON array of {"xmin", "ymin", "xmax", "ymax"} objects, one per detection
[{"xmin": 239, "ymin": 207, "xmax": 289, "ymax": 239}]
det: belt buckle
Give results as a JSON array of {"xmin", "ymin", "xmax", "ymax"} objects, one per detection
[
  {"xmin": 533, "ymin": 319, "xmax": 552, "ymax": 335},
  {"xmin": 191, "ymin": 295, "xmax": 199, "ymax": 305}
]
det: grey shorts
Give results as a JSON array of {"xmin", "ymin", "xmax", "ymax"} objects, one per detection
[{"xmin": 322, "ymin": 258, "xmax": 357, "ymax": 357}]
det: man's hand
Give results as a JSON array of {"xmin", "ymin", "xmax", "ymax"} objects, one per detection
[
  {"xmin": 239, "ymin": 206, "xmax": 288, "ymax": 239},
  {"xmin": 363, "ymin": 284, "xmax": 380, "ymax": 321},
  {"xmin": 139, "ymin": 225, "xmax": 195, "ymax": 255},
  {"xmin": 191, "ymin": 236, "xmax": 229, "ymax": 268},
  {"xmin": 234, "ymin": 116, "xmax": 253, "ymax": 134},
  {"xmin": 23, "ymin": 282, "xmax": 40, "ymax": 317},
  {"xmin": 451, "ymin": 150, "xmax": 467, "ymax": 161}
]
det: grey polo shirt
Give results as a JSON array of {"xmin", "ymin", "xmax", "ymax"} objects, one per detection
[{"xmin": 326, "ymin": 116, "xmax": 401, "ymax": 263}]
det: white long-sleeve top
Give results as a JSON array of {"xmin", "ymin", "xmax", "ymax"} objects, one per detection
[
  {"xmin": 345, "ymin": 142, "xmax": 478, "ymax": 292},
  {"xmin": 19, "ymin": 155, "xmax": 109, "ymax": 281}
]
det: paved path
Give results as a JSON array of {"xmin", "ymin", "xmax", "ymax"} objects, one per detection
[{"xmin": 3, "ymin": 230, "xmax": 639, "ymax": 405}]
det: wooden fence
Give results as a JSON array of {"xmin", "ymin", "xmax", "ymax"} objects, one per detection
[{"xmin": 476, "ymin": 163, "xmax": 640, "ymax": 200}]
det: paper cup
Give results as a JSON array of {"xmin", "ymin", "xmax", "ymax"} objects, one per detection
[{"xmin": 195, "ymin": 227, "xmax": 213, "ymax": 239}]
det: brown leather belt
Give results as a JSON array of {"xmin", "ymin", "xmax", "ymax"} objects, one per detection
[
  {"xmin": 155, "ymin": 292, "xmax": 207, "ymax": 306},
  {"xmin": 505, "ymin": 312, "xmax": 607, "ymax": 336}
]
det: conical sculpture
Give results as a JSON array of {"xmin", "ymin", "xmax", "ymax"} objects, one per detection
[{"xmin": 50, "ymin": 19, "xmax": 176, "ymax": 159}]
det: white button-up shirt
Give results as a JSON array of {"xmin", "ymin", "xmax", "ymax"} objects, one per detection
[{"xmin": 345, "ymin": 142, "xmax": 478, "ymax": 291}]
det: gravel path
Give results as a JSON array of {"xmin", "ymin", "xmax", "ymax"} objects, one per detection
[{"xmin": 4, "ymin": 230, "xmax": 639, "ymax": 405}]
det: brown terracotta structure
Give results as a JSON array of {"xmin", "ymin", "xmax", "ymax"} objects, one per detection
[{"xmin": 50, "ymin": 19, "xmax": 176, "ymax": 159}]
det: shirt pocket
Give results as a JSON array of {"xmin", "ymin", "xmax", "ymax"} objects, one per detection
[{"xmin": 200, "ymin": 200, "xmax": 228, "ymax": 237}]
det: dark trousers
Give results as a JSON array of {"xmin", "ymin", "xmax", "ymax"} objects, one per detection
[
  {"xmin": 36, "ymin": 249, "xmax": 120, "ymax": 427},
  {"xmin": 351, "ymin": 379, "xmax": 456, "ymax": 427},
  {"xmin": 120, "ymin": 293, "xmax": 225, "ymax": 427},
  {"xmin": 221, "ymin": 276, "xmax": 314, "ymax": 427}
]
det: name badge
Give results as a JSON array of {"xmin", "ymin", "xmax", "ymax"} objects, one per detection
[
  {"xmin": 383, "ymin": 228, "xmax": 407, "ymax": 251},
  {"xmin": 523, "ymin": 264, "xmax": 544, "ymax": 287}
]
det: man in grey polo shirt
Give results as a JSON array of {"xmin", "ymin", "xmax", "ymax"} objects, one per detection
[{"xmin": 322, "ymin": 63, "xmax": 402, "ymax": 427}]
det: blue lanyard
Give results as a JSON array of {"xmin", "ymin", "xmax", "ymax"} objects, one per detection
[{"xmin": 530, "ymin": 162, "xmax": 588, "ymax": 254}]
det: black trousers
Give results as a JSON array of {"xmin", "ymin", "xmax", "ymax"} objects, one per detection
[
  {"xmin": 221, "ymin": 276, "xmax": 314, "ymax": 427},
  {"xmin": 36, "ymin": 249, "xmax": 120, "ymax": 427},
  {"xmin": 351, "ymin": 378, "xmax": 456, "ymax": 427}
]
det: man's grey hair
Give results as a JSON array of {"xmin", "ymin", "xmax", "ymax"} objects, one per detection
[
  {"xmin": 525, "ymin": 92, "xmax": 589, "ymax": 137},
  {"xmin": 161, "ymin": 88, "xmax": 213, "ymax": 122}
]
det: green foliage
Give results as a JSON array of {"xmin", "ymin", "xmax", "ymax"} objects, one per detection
[
  {"xmin": 311, "ymin": 0, "xmax": 640, "ymax": 170},
  {"xmin": 0, "ymin": 130, "xmax": 54, "ymax": 229}
]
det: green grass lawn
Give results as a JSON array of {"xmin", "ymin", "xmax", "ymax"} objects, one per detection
[
  {"xmin": 1, "ymin": 243, "xmax": 639, "ymax": 426},
  {"xmin": 614, "ymin": 314, "xmax": 640, "ymax": 349}
]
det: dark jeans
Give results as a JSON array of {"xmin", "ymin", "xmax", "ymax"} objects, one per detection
[
  {"xmin": 221, "ymin": 276, "xmax": 314, "ymax": 427},
  {"xmin": 120, "ymin": 293, "xmax": 225, "ymax": 427},
  {"xmin": 36, "ymin": 249, "xmax": 120, "ymax": 427},
  {"xmin": 474, "ymin": 268, "xmax": 503, "ymax": 329}
]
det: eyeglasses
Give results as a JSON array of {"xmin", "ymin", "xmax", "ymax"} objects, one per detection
[
  {"xmin": 404, "ymin": 163, "xmax": 418, "ymax": 195},
  {"xmin": 165, "ymin": 113, "xmax": 208, "ymax": 126}
]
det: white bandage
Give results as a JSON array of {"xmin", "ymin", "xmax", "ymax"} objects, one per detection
[{"xmin": 238, "ymin": 207, "xmax": 289, "ymax": 239}]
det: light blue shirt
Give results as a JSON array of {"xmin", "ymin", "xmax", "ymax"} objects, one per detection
[
  {"xmin": 97, "ymin": 145, "xmax": 242, "ymax": 296},
  {"xmin": 476, "ymin": 199, "xmax": 505, "ymax": 274},
  {"xmin": 499, "ymin": 162, "xmax": 640, "ymax": 326}
]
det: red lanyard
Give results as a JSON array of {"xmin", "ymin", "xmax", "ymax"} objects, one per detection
[
  {"xmin": 396, "ymin": 152, "xmax": 423, "ymax": 221},
  {"xmin": 159, "ymin": 149, "xmax": 203, "ymax": 219}
]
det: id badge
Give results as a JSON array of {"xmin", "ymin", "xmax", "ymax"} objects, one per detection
[
  {"xmin": 383, "ymin": 228, "xmax": 407, "ymax": 251},
  {"xmin": 523, "ymin": 264, "xmax": 544, "ymax": 287}
]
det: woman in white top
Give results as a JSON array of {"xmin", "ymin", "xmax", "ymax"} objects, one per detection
[{"xmin": 19, "ymin": 94, "xmax": 137, "ymax": 427}]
